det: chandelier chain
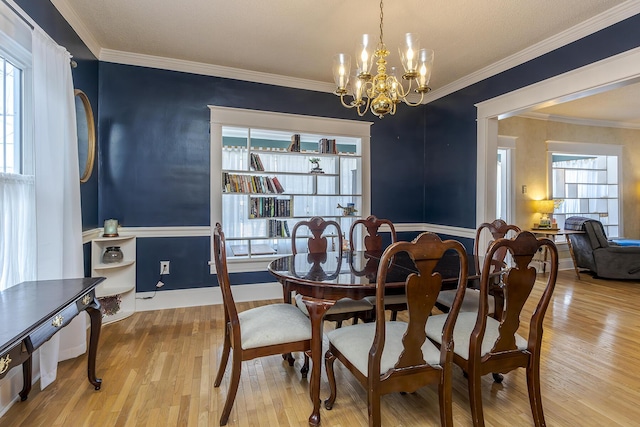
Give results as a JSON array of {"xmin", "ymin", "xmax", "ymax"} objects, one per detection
[{"xmin": 379, "ymin": 0, "xmax": 384, "ymax": 47}]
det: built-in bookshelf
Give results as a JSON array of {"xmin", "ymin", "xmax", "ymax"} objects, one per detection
[
  {"xmin": 210, "ymin": 106, "xmax": 372, "ymax": 264},
  {"xmin": 210, "ymin": 107, "xmax": 370, "ymax": 271}
]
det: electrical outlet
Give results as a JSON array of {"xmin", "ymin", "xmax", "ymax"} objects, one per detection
[{"xmin": 160, "ymin": 261, "xmax": 170, "ymax": 275}]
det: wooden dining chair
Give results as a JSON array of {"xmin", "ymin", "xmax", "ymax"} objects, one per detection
[
  {"xmin": 324, "ymin": 232, "xmax": 469, "ymax": 427},
  {"xmin": 291, "ymin": 216, "xmax": 374, "ymax": 328},
  {"xmin": 350, "ymin": 215, "xmax": 406, "ymax": 321},
  {"xmin": 436, "ymin": 219, "xmax": 521, "ymax": 319},
  {"xmin": 426, "ymin": 231, "xmax": 558, "ymax": 427},
  {"xmin": 212, "ymin": 223, "xmax": 312, "ymax": 426}
]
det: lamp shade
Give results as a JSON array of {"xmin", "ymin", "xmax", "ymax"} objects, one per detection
[{"xmin": 536, "ymin": 199, "xmax": 555, "ymax": 214}]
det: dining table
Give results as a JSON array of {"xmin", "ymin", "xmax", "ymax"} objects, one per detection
[{"xmin": 268, "ymin": 249, "xmax": 497, "ymax": 426}]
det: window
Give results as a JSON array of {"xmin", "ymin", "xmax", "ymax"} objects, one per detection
[
  {"xmin": 548, "ymin": 141, "xmax": 622, "ymax": 238},
  {"xmin": 0, "ymin": 4, "xmax": 34, "ymax": 290},
  {"xmin": 0, "ymin": 54, "xmax": 22, "ymax": 173}
]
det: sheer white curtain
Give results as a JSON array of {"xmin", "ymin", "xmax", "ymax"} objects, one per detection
[
  {"xmin": 32, "ymin": 27, "xmax": 85, "ymax": 390},
  {"xmin": 0, "ymin": 172, "xmax": 36, "ymax": 289}
]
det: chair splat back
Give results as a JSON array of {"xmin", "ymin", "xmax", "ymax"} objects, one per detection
[
  {"xmin": 291, "ymin": 216, "xmax": 342, "ymax": 255},
  {"xmin": 374, "ymin": 233, "xmax": 468, "ymax": 372},
  {"xmin": 349, "ymin": 215, "xmax": 397, "ymax": 251},
  {"xmin": 474, "ymin": 219, "xmax": 521, "ymax": 273},
  {"xmin": 482, "ymin": 231, "xmax": 557, "ymax": 356},
  {"xmin": 324, "ymin": 231, "xmax": 469, "ymax": 426}
]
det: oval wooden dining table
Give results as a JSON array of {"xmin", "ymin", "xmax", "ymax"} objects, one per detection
[{"xmin": 268, "ymin": 249, "xmax": 493, "ymax": 426}]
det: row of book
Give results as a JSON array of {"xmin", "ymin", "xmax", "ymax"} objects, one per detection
[
  {"xmin": 267, "ymin": 219, "xmax": 290, "ymax": 237},
  {"xmin": 250, "ymin": 153, "xmax": 264, "ymax": 171},
  {"xmin": 288, "ymin": 134, "xmax": 339, "ymax": 154},
  {"xmin": 222, "ymin": 172, "xmax": 285, "ymax": 194},
  {"xmin": 249, "ymin": 197, "xmax": 291, "ymax": 219},
  {"xmin": 318, "ymin": 138, "xmax": 338, "ymax": 154}
]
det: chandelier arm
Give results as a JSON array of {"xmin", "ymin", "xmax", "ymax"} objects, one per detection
[
  {"xmin": 338, "ymin": 94, "xmax": 357, "ymax": 109},
  {"xmin": 401, "ymin": 91, "xmax": 425, "ymax": 107}
]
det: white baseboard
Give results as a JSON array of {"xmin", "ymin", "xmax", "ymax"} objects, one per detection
[{"xmin": 134, "ymin": 282, "xmax": 283, "ymax": 312}]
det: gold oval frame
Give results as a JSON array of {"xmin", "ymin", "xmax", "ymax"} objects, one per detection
[{"xmin": 75, "ymin": 89, "xmax": 96, "ymax": 183}]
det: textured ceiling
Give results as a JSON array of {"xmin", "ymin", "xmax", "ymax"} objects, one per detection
[{"xmin": 51, "ymin": 0, "xmax": 640, "ymax": 125}]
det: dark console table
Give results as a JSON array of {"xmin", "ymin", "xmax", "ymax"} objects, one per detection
[{"xmin": 0, "ymin": 277, "xmax": 105, "ymax": 400}]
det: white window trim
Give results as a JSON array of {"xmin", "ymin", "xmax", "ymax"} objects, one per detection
[{"xmin": 208, "ymin": 106, "xmax": 372, "ymax": 274}]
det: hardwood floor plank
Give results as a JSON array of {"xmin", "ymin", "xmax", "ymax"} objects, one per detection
[{"xmin": 2, "ymin": 271, "xmax": 640, "ymax": 425}]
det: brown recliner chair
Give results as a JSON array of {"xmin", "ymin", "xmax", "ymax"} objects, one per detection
[{"xmin": 565, "ymin": 216, "xmax": 640, "ymax": 280}]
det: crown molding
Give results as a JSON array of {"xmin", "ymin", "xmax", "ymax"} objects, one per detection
[
  {"xmin": 422, "ymin": 1, "xmax": 640, "ymax": 104},
  {"xmin": 516, "ymin": 111, "xmax": 640, "ymax": 130},
  {"xmin": 50, "ymin": 0, "xmax": 101, "ymax": 58},
  {"xmin": 99, "ymin": 49, "xmax": 336, "ymax": 93}
]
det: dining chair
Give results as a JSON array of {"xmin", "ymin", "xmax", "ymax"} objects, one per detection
[
  {"xmin": 350, "ymin": 215, "xmax": 406, "ymax": 321},
  {"xmin": 291, "ymin": 216, "xmax": 374, "ymax": 328},
  {"xmin": 324, "ymin": 232, "xmax": 469, "ymax": 427},
  {"xmin": 212, "ymin": 223, "xmax": 312, "ymax": 426},
  {"xmin": 436, "ymin": 219, "xmax": 521, "ymax": 319},
  {"xmin": 426, "ymin": 231, "xmax": 558, "ymax": 427}
]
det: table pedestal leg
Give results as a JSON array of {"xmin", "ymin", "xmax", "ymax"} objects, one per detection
[{"xmin": 302, "ymin": 297, "xmax": 334, "ymax": 427}]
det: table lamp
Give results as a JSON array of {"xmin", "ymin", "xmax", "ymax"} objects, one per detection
[{"xmin": 536, "ymin": 200, "xmax": 555, "ymax": 229}]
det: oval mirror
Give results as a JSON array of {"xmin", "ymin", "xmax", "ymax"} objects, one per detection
[{"xmin": 75, "ymin": 89, "xmax": 96, "ymax": 183}]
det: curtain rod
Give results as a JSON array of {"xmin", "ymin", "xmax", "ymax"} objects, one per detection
[
  {"xmin": 1, "ymin": 0, "xmax": 34, "ymax": 30},
  {"xmin": 0, "ymin": 1, "xmax": 77, "ymax": 68}
]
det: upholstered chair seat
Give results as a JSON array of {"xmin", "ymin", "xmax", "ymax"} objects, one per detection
[
  {"xmin": 238, "ymin": 303, "xmax": 312, "ymax": 349},
  {"xmin": 327, "ymin": 321, "xmax": 441, "ymax": 376},
  {"xmin": 426, "ymin": 312, "xmax": 526, "ymax": 360}
]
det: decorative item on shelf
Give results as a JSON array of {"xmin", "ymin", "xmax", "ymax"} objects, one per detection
[
  {"xmin": 332, "ymin": 0, "xmax": 434, "ymax": 118},
  {"xmin": 309, "ymin": 157, "xmax": 324, "ymax": 174},
  {"xmin": 337, "ymin": 203, "xmax": 358, "ymax": 216},
  {"xmin": 103, "ymin": 218, "xmax": 119, "ymax": 237},
  {"xmin": 102, "ymin": 246, "xmax": 124, "ymax": 264},
  {"xmin": 98, "ymin": 295, "xmax": 122, "ymax": 317}
]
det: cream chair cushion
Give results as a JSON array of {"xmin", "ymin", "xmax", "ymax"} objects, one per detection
[
  {"xmin": 327, "ymin": 321, "xmax": 441, "ymax": 376},
  {"xmin": 436, "ymin": 288, "xmax": 495, "ymax": 314},
  {"xmin": 295, "ymin": 294, "xmax": 373, "ymax": 316},
  {"xmin": 238, "ymin": 303, "xmax": 312, "ymax": 350},
  {"xmin": 425, "ymin": 312, "xmax": 528, "ymax": 360}
]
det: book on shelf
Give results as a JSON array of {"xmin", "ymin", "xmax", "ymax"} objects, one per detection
[
  {"xmin": 267, "ymin": 219, "xmax": 290, "ymax": 237},
  {"xmin": 318, "ymin": 138, "xmax": 337, "ymax": 154},
  {"xmin": 249, "ymin": 196, "xmax": 291, "ymax": 218},
  {"xmin": 222, "ymin": 173, "xmax": 284, "ymax": 194},
  {"xmin": 250, "ymin": 153, "xmax": 264, "ymax": 171},
  {"xmin": 271, "ymin": 176, "xmax": 285, "ymax": 193},
  {"xmin": 288, "ymin": 134, "xmax": 301, "ymax": 152}
]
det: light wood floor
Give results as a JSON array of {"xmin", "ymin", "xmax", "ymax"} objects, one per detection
[{"xmin": 2, "ymin": 270, "xmax": 640, "ymax": 426}]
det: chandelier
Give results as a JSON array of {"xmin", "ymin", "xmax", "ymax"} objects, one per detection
[{"xmin": 332, "ymin": 0, "xmax": 434, "ymax": 119}]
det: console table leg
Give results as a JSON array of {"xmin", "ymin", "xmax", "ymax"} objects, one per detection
[
  {"xmin": 18, "ymin": 356, "xmax": 32, "ymax": 401},
  {"xmin": 86, "ymin": 304, "xmax": 102, "ymax": 390}
]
